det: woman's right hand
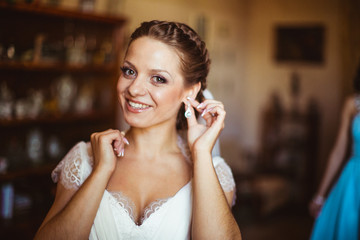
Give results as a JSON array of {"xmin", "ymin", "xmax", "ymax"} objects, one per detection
[{"xmin": 90, "ymin": 129, "xmax": 129, "ymax": 175}]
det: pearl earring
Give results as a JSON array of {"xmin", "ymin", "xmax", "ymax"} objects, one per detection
[{"xmin": 184, "ymin": 103, "xmax": 192, "ymax": 118}]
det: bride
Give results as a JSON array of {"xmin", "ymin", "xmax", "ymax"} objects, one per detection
[{"xmin": 35, "ymin": 20, "xmax": 241, "ymax": 240}]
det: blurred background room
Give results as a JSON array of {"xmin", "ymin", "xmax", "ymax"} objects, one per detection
[{"xmin": 0, "ymin": 0, "xmax": 359, "ymax": 239}]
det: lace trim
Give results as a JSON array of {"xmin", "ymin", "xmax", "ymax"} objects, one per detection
[
  {"xmin": 139, "ymin": 197, "xmax": 169, "ymax": 224},
  {"xmin": 51, "ymin": 142, "xmax": 92, "ymax": 190},
  {"xmin": 214, "ymin": 157, "xmax": 236, "ymax": 193},
  {"xmin": 108, "ymin": 191, "xmax": 136, "ymax": 222},
  {"xmin": 108, "ymin": 190, "xmax": 169, "ymax": 226}
]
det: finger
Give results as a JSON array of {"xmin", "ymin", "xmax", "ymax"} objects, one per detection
[
  {"xmin": 202, "ymin": 108, "xmax": 215, "ymax": 127},
  {"xmin": 113, "ymin": 140, "xmax": 124, "ymax": 157},
  {"xmin": 206, "ymin": 105, "xmax": 225, "ymax": 117},
  {"xmin": 91, "ymin": 130, "xmax": 119, "ymax": 160},
  {"xmin": 91, "ymin": 129, "xmax": 116, "ymax": 144},
  {"xmin": 113, "ymin": 131, "xmax": 129, "ymax": 148},
  {"xmin": 200, "ymin": 102, "xmax": 224, "ymax": 120},
  {"xmin": 113, "ymin": 132, "xmax": 129, "ymax": 157},
  {"xmin": 94, "ymin": 130, "xmax": 124, "ymax": 156},
  {"xmin": 194, "ymin": 99, "xmax": 223, "ymax": 110},
  {"xmin": 200, "ymin": 101, "xmax": 224, "ymax": 110},
  {"xmin": 187, "ymin": 97, "xmax": 204, "ymax": 113},
  {"xmin": 202, "ymin": 105, "xmax": 226, "ymax": 132},
  {"xmin": 198, "ymin": 101, "xmax": 224, "ymax": 116},
  {"xmin": 100, "ymin": 129, "xmax": 122, "ymax": 142}
]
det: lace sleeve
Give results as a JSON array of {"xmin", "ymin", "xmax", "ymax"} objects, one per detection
[
  {"xmin": 213, "ymin": 156, "xmax": 236, "ymax": 193},
  {"xmin": 51, "ymin": 141, "xmax": 93, "ymax": 190}
]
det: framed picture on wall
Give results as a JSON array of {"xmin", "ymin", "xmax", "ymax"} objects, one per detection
[{"xmin": 274, "ymin": 24, "xmax": 325, "ymax": 64}]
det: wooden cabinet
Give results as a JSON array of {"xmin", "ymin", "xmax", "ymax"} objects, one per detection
[{"xmin": 0, "ymin": 2, "xmax": 126, "ymax": 237}]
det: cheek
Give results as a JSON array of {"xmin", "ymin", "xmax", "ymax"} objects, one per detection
[{"xmin": 153, "ymin": 89, "xmax": 184, "ymax": 110}]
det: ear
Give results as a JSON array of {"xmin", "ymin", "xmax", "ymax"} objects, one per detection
[{"xmin": 183, "ymin": 82, "xmax": 201, "ymax": 102}]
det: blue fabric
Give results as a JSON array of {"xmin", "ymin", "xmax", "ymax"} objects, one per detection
[{"xmin": 310, "ymin": 114, "xmax": 360, "ymax": 240}]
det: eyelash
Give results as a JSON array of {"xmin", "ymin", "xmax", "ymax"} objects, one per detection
[
  {"xmin": 152, "ymin": 76, "xmax": 167, "ymax": 84},
  {"xmin": 120, "ymin": 66, "xmax": 136, "ymax": 78},
  {"xmin": 120, "ymin": 66, "xmax": 168, "ymax": 85}
]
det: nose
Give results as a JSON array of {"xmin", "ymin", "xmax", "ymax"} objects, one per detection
[{"xmin": 127, "ymin": 76, "xmax": 147, "ymax": 97}]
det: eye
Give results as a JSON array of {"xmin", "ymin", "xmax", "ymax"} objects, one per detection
[
  {"xmin": 120, "ymin": 66, "xmax": 136, "ymax": 79},
  {"xmin": 152, "ymin": 76, "xmax": 167, "ymax": 84}
]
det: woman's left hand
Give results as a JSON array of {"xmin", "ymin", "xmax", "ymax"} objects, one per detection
[
  {"xmin": 185, "ymin": 97, "xmax": 225, "ymax": 154},
  {"xmin": 309, "ymin": 195, "xmax": 325, "ymax": 218}
]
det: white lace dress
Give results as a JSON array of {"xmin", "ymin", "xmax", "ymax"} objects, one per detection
[{"xmin": 51, "ymin": 140, "xmax": 236, "ymax": 240}]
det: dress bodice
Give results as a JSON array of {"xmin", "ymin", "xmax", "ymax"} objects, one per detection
[{"xmin": 51, "ymin": 139, "xmax": 236, "ymax": 239}]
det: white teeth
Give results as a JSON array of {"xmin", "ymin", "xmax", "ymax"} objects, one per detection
[{"xmin": 128, "ymin": 100, "xmax": 150, "ymax": 109}]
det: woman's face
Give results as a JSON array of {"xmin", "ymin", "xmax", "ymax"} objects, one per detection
[{"xmin": 117, "ymin": 37, "xmax": 189, "ymax": 128}]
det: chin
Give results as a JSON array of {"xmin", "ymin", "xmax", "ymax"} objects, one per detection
[{"xmin": 123, "ymin": 114, "xmax": 152, "ymax": 128}]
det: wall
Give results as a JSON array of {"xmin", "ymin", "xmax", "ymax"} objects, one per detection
[{"xmin": 242, "ymin": 0, "xmax": 343, "ymax": 175}]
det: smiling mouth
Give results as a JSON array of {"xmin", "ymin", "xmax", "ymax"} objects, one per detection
[{"xmin": 128, "ymin": 100, "xmax": 151, "ymax": 109}]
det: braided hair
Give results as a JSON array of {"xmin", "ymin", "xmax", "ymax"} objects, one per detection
[{"xmin": 128, "ymin": 20, "xmax": 211, "ymax": 130}]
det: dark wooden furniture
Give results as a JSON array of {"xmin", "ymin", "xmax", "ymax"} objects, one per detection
[{"xmin": 0, "ymin": 2, "xmax": 126, "ymax": 238}]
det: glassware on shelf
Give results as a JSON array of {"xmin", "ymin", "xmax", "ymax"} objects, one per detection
[
  {"xmin": 26, "ymin": 129, "xmax": 44, "ymax": 165},
  {"xmin": 55, "ymin": 74, "xmax": 77, "ymax": 114},
  {"xmin": 33, "ymin": 34, "xmax": 46, "ymax": 63},
  {"xmin": 65, "ymin": 34, "xmax": 87, "ymax": 65},
  {"xmin": 46, "ymin": 135, "xmax": 63, "ymax": 161},
  {"xmin": 79, "ymin": 0, "xmax": 95, "ymax": 12},
  {"xmin": 93, "ymin": 40, "xmax": 114, "ymax": 64},
  {"xmin": 6, "ymin": 44, "xmax": 16, "ymax": 61},
  {"xmin": 27, "ymin": 89, "xmax": 44, "ymax": 119},
  {"xmin": 1, "ymin": 183, "xmax": 14, "ymax": 220},
  {"xmin": 14, "ymin": 99, "xmax": 28, "ymax": 120},
  {"xmin": 75, "ymin": 83, "xmax": 95, "ymax": 114},
  {"xmin": 0, "ymin": 82, "xmax": 14, "ymax": 120}
]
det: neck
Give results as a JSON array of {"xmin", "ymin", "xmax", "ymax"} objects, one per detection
[{"xmin": 125, "ymin": 122, "xmax": 180, "ymax": 159}]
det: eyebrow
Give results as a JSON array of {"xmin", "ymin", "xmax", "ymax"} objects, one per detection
[
  {"xmin": 123, "ymin": 61, "xmax": 137, "ymax": 71},
  {"xmin": 123, "ymin": 60, "xmax": 174, "ymax": 80}
]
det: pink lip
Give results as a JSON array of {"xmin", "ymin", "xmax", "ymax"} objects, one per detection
[{"xmin": 125, "ymin": 98, "xmax": 151, "ymax": 113}]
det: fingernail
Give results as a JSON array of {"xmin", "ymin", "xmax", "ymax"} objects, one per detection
[
  {"xmin": 201, "ymin": 109, "xmax": 207, "ymax": 117},
  {"xmin": 124, "ymin": 137, "xmax": 130, "ymax": 145},
  {"xmin": 120, "ymin": 131, "xmax": 125, "ymax": 136},
  {"xmin": 197, "ymin": 103, "xmax": 203, "ymax": 109},
  {"xmin": 118, "ymin": 149, "xmax": 124, "ymax": 157},
  {"xmin": 186, "ymin": 96, "xmax": 192, "ymax": 100},
  {"xmin": 114, "ymin": 147, "xmax": 117, "ymax": 151}
]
